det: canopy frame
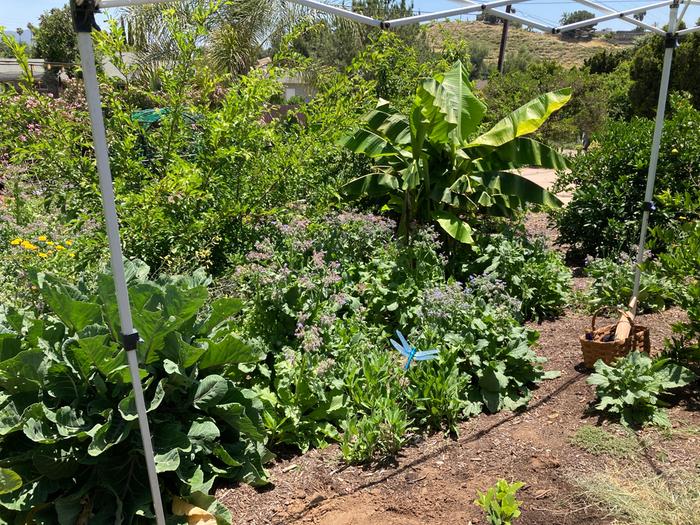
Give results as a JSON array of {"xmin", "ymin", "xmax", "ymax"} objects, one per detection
[{"xmin": 70, "ymin": 0, "xmax": 695, "ymax": 522}]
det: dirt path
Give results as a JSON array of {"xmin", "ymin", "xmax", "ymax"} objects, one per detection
[{"xmin": 218, "ymin": 304, "xmax": 698, "ymax": 525}]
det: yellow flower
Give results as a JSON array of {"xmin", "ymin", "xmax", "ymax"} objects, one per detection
[
  {"xmin": 65, "ymin": 240, "xmax": 73, "ymax": 246},
  {"xmin": 38, "ymin": 235, "xmax": 47, "ymax": 242},
  {"xmin": 46, "ymin": 241, "xmax": 55, "ymax": 246},
  {"xmin": 69, "ymin": 252, "xmax": 76, "ymax": 258},
  {"xmin": 10, "ymin": 238, "xmax": 22, "ymax": 245},
  {"xmin": 38, "ymin": 252, "xmax": 48, "ymax": 258},
  {"xmin": 21, "ymin": 241, "xmax": 38, "ymax": 251},
  {"xmin": 55, "ymin": 245, "xmax": 66, "ymax": 251}
]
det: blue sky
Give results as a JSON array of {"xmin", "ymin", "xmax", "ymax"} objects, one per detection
[{"xmin": 2, "ymin": 0, "xmax": 698, "ymax": 34}]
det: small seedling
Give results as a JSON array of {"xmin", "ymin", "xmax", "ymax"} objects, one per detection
[{"xmin": 474, "ymin": 479, "xmax": 525, "ymax": 525}]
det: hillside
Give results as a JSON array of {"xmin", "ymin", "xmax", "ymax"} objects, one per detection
[{"xmin": 427, "ymin": 20, "xmax": 636, "ymax": 68}]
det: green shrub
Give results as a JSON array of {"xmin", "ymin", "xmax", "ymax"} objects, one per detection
[
  {"xmin": 475, "ymin": 479, "xmax": 525, "ymax": 525},
  {"xmin": 588, "ymin": 352, "xmax": 696, "ymax": 428},
  {"xmin": 463, "ymin": 233, "xmax": 571, "ymax": 321},
  {"xmin": 657, "ymin": 198, "xmax": 700, "ymax": 369},
  {"xmin": 553, "ymin": 95, "xmax": 700, "ymax": 260},
  {"xmin": 0, "ymin": 262, "xmax": 269, "ymax": 523}
]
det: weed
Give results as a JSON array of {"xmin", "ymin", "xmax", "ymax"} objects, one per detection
[{"xmin": 570, "ymin": 425, "xmax": 639, "ymax": 458}]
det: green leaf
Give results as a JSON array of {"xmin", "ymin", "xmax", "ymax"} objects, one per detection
[
  {"xmin": 472, "ymin": 138, "xmax": 569, "ymax": 171},
  {"xmin": 476, "ymin": 171, "xmax": 562, "ymax": 208},
  {"xmin": 470, "ymin": 88, "xmax": 572, "ymax": 148},
  {"xmin": 433, "ymin": 210, "xmax": 474, "ymax": 244},
  {"xmin": 419, "ymin": 60, "xmax": 486, "ymax": 145},
  {"xmin": 154, "ymin": 448, "xmax": 180, "ymax": 473},
  {"xmin": 0, "ymin": 469, "xmax": 21, "ymax": 495},
  {"xmin": 35, "ymin": 273, "xmax": 102, "ymax": 333},
  {"xmin": 193, "ymin": 375, "xmax": 229, "ymax": 409},
  {"xmin": 0, "ymin": 349, "xmax": 43, "ymax": 394},
  {"xmin": 197, "ymin": 298, "xmax": 243, "ymax": 335},
  {"xmin": 199, "ymin": 334, "xmax": 259, "ymax": 370},
  {"xmin": 339, "ymin": 128, "xmax": 402, "ymax": 159},
  {"xmin": 342, "ymin": 173, "xmax": 399, "ymax": 197},
  {"xmin": 88, "ymin": 412, "xmax": 131, "ymax": 456}
]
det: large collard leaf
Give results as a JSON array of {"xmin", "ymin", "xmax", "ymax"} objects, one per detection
[
  {"xmin": 193, "ymin": 375, "xmax": 229, "ymax": 409},
  {"xmin": 88, "ymin": 411, "xmax": 132, "ymax": 456},
  {"xmin": 197, "ymin": 298, "xmax": 243, "ymax": 336},
  {"xmin": 472, "ymin": 172, "xmax": 563, "ymax": 209},
  {"xmin": 418, "ymin": 61, "xmax": 486, "ymax": 145},
  {"xmin": 433, "ymin": 210, "xmax": 474, "ymax": 244},
  {"xmin": 35, "ymin": 273, "xmax": 102, "ymax": 333},
  {"xmin": 469, "ymin": 88, "xmax": 572, "ymax": 148},
  {"xmin": 471, "ymin": 137, "xmax": 569, "ymax": 171},
  {"xmin": 0, "ymin": 327, "xmax": 21, "ymax": 362},
  {"xmin": 0, "ymin": 349, "xmax": 43, "ymax": 394},
  {"xmin": 342, "ymin": 173, "xmax": 399, "ymax": 197},
  {"xmin": 198, "ymin": 334, "xmax": 260, "ymax": 370}
]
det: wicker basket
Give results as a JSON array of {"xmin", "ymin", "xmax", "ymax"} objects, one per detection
[{"xmin": 579, "ymin": 309, "xmax": 651, "ymax": 368}]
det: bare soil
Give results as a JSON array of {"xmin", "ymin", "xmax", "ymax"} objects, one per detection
[{"xmin": 218, "ymin": 304, "xmax": 698, "ymax": 525}]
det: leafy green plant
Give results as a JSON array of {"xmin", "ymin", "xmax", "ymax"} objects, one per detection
[
  {"xmin": 588, "ymin": 352, "xmax": 697, "ymax": 428},
  {"xmin": 0, "ymin": 261, "xmax": 269, "ymax": 523},
  {"xmin": 584, "ymin": 254, "xmax": 680, "ymax": 313},
  {"xmin": 463, "ymin": 232, "xmax": 571, "ymax": 321},
  {"xmin": 475, "ymin": 479, "xmax": 525, "ymax": 525},
  {"xmin": 340, "ymin": 60, "xmax": 568, "ymax": 243}
]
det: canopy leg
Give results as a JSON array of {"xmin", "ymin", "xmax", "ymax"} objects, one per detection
[
  {"xmin": 617, "ymin": 0, "xmax": 679, "ymax": 342},
  {"xmin": 73, "ymin": 4, "xmax": 166, "ymax": 522}
]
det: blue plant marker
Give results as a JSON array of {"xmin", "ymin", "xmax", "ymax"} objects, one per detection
[{"xmin": 390, "ymin": 330, "xmax": 439, "ymax": 370}]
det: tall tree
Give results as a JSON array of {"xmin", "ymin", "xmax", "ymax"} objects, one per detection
[{"xmin": 29, "ymin": 5, "xmax": 77, "ymax": 64}]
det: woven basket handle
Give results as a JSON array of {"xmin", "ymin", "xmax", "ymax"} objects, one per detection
[{"xmin": 590, "ymin": 308, "xmax": 608, "ymax": 332}]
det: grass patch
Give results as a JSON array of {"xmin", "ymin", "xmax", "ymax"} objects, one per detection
[
  {"xmin": 570, "ymin": 425, "xmax": 639, "ymax": 458},
  {"xmin": 574, "ymin": 467, "xmax": 700, "ymax": 525}
]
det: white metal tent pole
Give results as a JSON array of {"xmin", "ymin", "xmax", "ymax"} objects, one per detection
[
  {"xmin": 72, "ymin": 2, "xmax": 166, "ymax": 523},
  {"xmin": 555, "ymin": 0, "xmax": 673, "ymax": 33},
  {"xmin": 574, "ymin": 0, "xmax": 666, "ymax": 35},
  {"xmin": 630, "ymin": 0, "xmax": 680, "ymax": 313}
]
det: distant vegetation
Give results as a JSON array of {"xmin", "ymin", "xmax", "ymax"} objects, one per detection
[{"xmin": 428, "ymin": 21, "xmax": 633, "ymax": 70}]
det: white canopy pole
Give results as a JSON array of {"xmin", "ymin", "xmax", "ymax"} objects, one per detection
[
  {"xmin": 630, "ymin": 0, "xmax": 680, "ymax": 314},
  {"xmin": 453, "ymin": 0, "xmax": 555, "ymax": 32},
  {"xmin": 574, "ymin": 0, "xmax": 666, "ymax": 35},
  {"xmin": 72, "ymin": 2, "xmax": 166, "ymax": 523},
  {"xmin": 386, "ymin": 0, "xmax": 530, "ymax": 27},
  {"xmin": 555, "ymin": 0, "xmax": 673, "ymax": 33}
]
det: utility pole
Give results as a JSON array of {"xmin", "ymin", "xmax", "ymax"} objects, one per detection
[{"xmin": 497, "ymin": 5, "xmax": 513, "ymax": 73}]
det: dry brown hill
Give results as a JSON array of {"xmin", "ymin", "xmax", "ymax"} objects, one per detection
[{"xmin": 427, "ymin": 20, "xmax": 636, "ymax": 68}]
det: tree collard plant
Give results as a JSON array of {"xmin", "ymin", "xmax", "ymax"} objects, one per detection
[
  {"xmin": 340, "ymin": 61, "xmax": 569, "ymax": 243},
  {"xmin": 474, "ymin": 479, "xmax": 525, "ymax": 525},
  {"xmin": 0, "ymin": 261, "xmax": 269, "ymax": 523},
  {"xmin": 588, "ymin": 352, "xmax": 697, "ymax": 428}
]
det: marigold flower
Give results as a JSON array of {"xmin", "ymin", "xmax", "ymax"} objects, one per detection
[
  {"xmin": 55, "ymin": 245, "xmax": 66, "ymax": 251},
  {"xmin": 46, "ymin": 241, "xmax": 54, "ymax": 246},
  {"xmin": 69, "ymin": 252, "xmax": 76, "ymax": 258},
  {"xmin": 65, "ymin": 240, "xmax": 73, "ymax": 246},
  {"xmin": 38, "ymin": 252, "xmax": 48, "ymax": 258},
  {"xmin": 38, "ymin": 235, "xmax": 47, "ymax": 241},
  {"xmin": 10, "ymin": 238, "xmax": 22, "ymax": 245},
  {"xmin": 21, "ymin": 241, "xmax": 37, "ymax": 251}
]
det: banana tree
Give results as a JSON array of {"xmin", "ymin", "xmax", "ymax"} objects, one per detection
[{"xmin": 339, "ymin": 61, "xmax": 571, "ymax": 243}]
